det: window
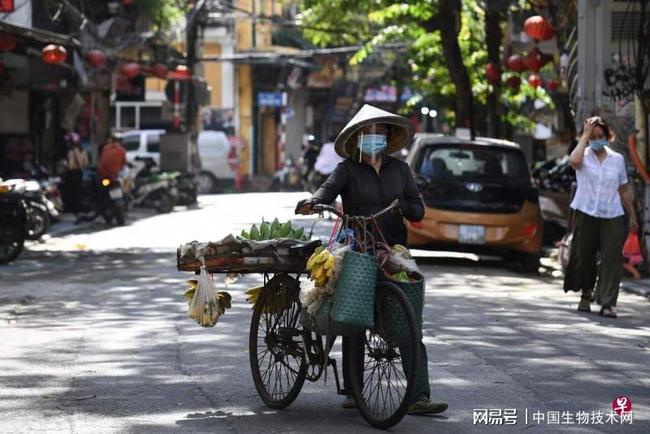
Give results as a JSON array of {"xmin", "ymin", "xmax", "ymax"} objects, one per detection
[
  {"xmin": 418, "ymin": 145, "xmax": 528, "ymax": 181},
  {"xmin": 146, "ymin": 134, "xmax": 160, "ymax": 153},
  {"xmin": 121, "ymin": 135, "xmax": 140, "ymax": 152}
]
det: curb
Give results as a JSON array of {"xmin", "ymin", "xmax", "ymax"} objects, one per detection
[{"xmin": 620, "ymin": 281, "xmax": 650, "ymax": 300}]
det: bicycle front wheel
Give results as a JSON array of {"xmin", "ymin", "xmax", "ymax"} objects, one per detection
[
  {"xmin": 347, "ymin": 280, "xmax": 420, "ymax": 429},
  {"xmin": 249, "ymin": 274, "xmax": 307, "ymax": 409}
]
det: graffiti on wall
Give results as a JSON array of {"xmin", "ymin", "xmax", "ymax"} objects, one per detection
[{"xmin": 602, "ymin": 64, "xmax": 636, "ymax": 102}]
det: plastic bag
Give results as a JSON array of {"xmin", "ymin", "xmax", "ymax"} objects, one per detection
[
  {"xmin": 189, "ymin": 266, "xmax": 222, "ymax": 327},
  {"xmin": 384, "ymin": 244, "xmax": 420, "ymax": 274},
  {"xmin": 623, "ymin": 231, "xmax": 644, "ymax": 266}
]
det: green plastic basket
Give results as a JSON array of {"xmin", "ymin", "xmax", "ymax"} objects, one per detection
[
  {"xmin": 382, "ymin": 272, "xmax": 424, "ymax": 343},
  {"xmin": 330, "ymin": 250, "xmax": 378, "ymax": 330}
]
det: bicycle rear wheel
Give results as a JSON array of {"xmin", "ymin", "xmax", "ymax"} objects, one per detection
[
  {"xmin": 249, "ymin": 274, "xmax": 307, "ymax": 409},
  {"xmin": 347, "ymin": 280, "xmax": 420, "ymax": 429}
]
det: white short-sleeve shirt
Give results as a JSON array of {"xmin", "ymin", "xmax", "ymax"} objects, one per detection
[{"xmin": 570, "ymin": 147, "xmax": 628, "ymax": 218}]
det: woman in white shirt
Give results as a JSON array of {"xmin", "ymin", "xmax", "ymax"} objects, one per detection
[{"xmin": 563, "ymin": 117, "xmax": 637, "ymax": 318}]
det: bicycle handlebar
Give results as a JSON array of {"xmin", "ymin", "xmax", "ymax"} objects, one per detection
[{"xmin": 311, "ymin": 202, "xmax": 398, "ymax": 221}]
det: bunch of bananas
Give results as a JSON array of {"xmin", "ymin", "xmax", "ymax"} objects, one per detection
[
  {"xmin": 240, "ymin": 218, "xmax": 308, "ymax": 241},
  {"xmin": 306, "ymin": 246, "xmax": 335, "ymax": 288},
  {"xmin": 245, "ymin": 284, "xmax": 290, "ymax": 313},
  {"xmin": 245, "ymin": 285, "xmax": 263, "ymax": 305},
  {"xmin": 184, "ymin": 279, "xmax": 232, "ymax": 326}
]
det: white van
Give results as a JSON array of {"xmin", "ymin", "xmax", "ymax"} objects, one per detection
[
  {"xmin": 117, "ymin": 129, "xmax": 165, "ymax": 165},
  {"xmin": 196, "ymin": 130, "xmax": 237, "ymax": 194}
]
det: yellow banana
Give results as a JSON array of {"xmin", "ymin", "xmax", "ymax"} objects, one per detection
[
  {"xmin": 306, "ymin": 252, "xmax": 318, "ymax": 272},
  {"xmin": 315, "ymin": 249, "xmax": 330, "ymax": 264},
  {"xmin": 245, "ymin": 285, "xmax": 263, "ymax": 305},
  {"xmin": 323, "ymin": 254, "xmax": 335, "ymax": 270},
  {"xmin": 313, "ymin": 265, "xmax": 327, "ymax": 281}
]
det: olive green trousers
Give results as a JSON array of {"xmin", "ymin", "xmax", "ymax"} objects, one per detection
[{"xmin": 563, "ymin": 210, "xmax": 626, "ymax": 307}]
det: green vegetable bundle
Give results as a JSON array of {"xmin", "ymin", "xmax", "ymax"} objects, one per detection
[{"xmin": 240, "ymin": 218, "xmax": 309, "ymax": 241}]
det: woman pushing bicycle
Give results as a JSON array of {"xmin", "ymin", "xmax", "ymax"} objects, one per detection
[{"xmin": 296, "ymin": 104, "xmax": 448, "ymax": 415}]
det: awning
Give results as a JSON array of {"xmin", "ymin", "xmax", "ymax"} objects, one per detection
[{"xmin": 0, "ymin": 21, "xmax": 80, "ymax": 47}]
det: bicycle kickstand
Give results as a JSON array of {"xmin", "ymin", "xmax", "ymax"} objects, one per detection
[{"xmin": 328, "ymin": 358, "xmax": 347, "ymax": 396}]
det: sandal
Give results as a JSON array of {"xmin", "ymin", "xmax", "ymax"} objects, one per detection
[
  {"xmin": 599, "ymin": 307, "xmax": 617, "ymax": 318},
  {"xmin": 577, "ymin": 295, "xmax": 591, "ymax": 312}
]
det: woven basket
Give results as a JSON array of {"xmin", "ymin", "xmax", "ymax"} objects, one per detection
[
  {"xmin": 330, "ymin": 250, "xmax": 378, "ymax": 330},
  {"xmin": 301, "ymin": 298, "xmax": 360, "ymax": 336},
  {"xmin": 383, "ymin": 272, "xmax": 424, "ymax": 343}
]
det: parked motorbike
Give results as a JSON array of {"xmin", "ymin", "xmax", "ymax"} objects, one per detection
[
  {"xmin": 0, "ymin": 179, "xmax": 51, "ymax": 240},
  {"xmin": 129, "ymin": 158, "xmax": 178, "ymax": 213},
  {"xmin": 169, "ymin": 172, "xmax": 198, "ymax": 206},
  {"xmin": 39, "ymin": 176, "xmax": 64, "ymax": 223},
  {"xmin": 98, "ymin": 176, "xmax": 127, "ymax": 226},
  {"xmin": 0, "ymin": 184, "xmax": 27, "ymax": 264}
]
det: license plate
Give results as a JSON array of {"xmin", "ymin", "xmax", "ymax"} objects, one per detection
[
  {"xmin": 459, "ymin": 225, "xmax": 485, "ymax": 244},
  {"xmin": 109, "ymin": 188, "xmax": 123, "ymax": 199}
]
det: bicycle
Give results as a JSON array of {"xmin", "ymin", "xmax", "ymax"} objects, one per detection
[{"xmin": 248, "ymin": 202, "xmax": 420, "ymax": 429}]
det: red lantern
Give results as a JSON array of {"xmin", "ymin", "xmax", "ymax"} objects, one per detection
[
  {"xmin": 0, "ymin": 32, "xmax": 17, "ymax": 51},
  {"xmin": 545, "ymin": 78, "xmax": 561, "ymax": 91},
  {"xmin": 522, "ymin": 48, "xmax": 549, "ymax": 72},
  {"xmin": 524, "ymin": 15, "xmax": 555, "ymax": 42},
  {"xmin": 85, "ymin": 49, "xmax": 107, "ymax": 68},
  {"xmin": 486, "ymin": 62, "xmax": 501, "ymax": 85},
  {"xmin": 0, "ymin": 1, "xmax": 15, "ymax": 13},
  {"xmin": 528, "ymin": 74, "xmax": 542, "ymax": 88},
  {"xmin": 151, "ymin": 63, "xmax": 168, "ymax": 79},
  {"xmin": 120, "ymin": 62, "xmax": 141, "ymax": 79},
  {"xmin": 122, "ymin": 0, "xmax": 133, "ymax": 5},
  {"xmin": 167, "ymin": 64, "xmax": 191, "ymax": 81},
  {"xmin": 506, "ymin": 54, "xmax": 526, "ymax": 72},
  {"xmin": 506, "ymin": 76, "xmax": 521, "ymax": 91},
  {"xmin": 41, "ymin": 44, "xmax": 67, "ymax": 64}
]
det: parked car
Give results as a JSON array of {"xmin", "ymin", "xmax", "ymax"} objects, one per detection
[
  {"xmin": 117, "ymin": 129, "xmax": 165, "ymax": 165},
  {"xmin": 119, "ymin": 129, "xmax": 235, "ymax": 195},
  {"xmin": 405, "ymin": 134, "xmax": 543, "ymax": 272}
]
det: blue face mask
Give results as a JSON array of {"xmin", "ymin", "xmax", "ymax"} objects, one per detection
[
  {"xmin": 589, "ymin": 139, "xmax": 608, "ymax": 151},
  {"xmin": 358, "ymin": 134, "xmax": 387, "ymax": 156}
]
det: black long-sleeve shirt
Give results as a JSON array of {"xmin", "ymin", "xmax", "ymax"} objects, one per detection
[{"xmin": 312, "ymin": 155, "xmax": 424, "ymax": 246}]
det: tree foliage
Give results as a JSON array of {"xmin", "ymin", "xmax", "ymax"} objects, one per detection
[
  {"xmin": 135, "ymin": 0, "xmax": 188, "ymax": 31},
  {"xmin": 299, "ymin": 0, "xmax": 553, "ymax": 135}
]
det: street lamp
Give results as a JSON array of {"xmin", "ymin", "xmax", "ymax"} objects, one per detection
[
  {"xmin": 429, "ymin": 110, "xmax": 437, "ymax": 118},
  {"xmin": 420, "ymin": 107, "xmax": 430, "ymax": 115}
]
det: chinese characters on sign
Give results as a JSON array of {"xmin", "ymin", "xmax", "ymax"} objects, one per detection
[{"xmin": 473, "ymin": 409, "xmax": 633, "ymax": 426}]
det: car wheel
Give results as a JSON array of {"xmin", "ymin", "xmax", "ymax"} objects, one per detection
[{"xmin": 197, "ymin": 171, "xmax": 217, "ymax": 195}]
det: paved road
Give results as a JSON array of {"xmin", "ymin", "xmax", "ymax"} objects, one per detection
[{"xmin": 1, "ymin": 193, "xmax": 648, "ymax": 433}]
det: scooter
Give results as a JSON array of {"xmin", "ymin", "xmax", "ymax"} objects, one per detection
[
  {"xmin": 129, "ymin": 158, "xmax": 178, "ymax": 214},
  {"xmin": 0, "ymin": 183, "xmax": 27, "ymax": 264},
  {"xmin": 98, "ymin": 176, "xmax": 127, "ymax": 226},
  {"xmin": 0, "ymin": 179, "xmax": 51, "ymax": 240},
  {"xmin": 39, "ymin": 176, "xmax": 64, "ymax": 223}
]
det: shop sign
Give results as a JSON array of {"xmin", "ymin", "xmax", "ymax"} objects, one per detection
[{"xmin": 257, "ymin": 92, "xmax": 286, "ymax": 107}]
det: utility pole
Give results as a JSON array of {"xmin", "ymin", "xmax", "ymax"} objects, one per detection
[{"xmin": 185, "ymin": 0, "xmax": 207, "ymax": 133}]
